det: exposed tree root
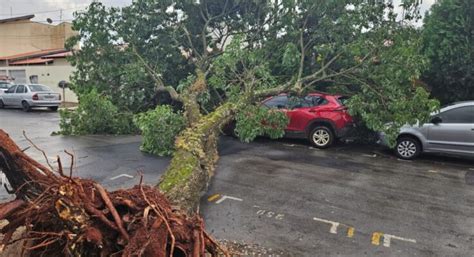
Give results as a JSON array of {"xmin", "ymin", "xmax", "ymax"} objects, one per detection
[{"xmin": 0, "ymin": 129, "xmax": 227, "ymax": 257}]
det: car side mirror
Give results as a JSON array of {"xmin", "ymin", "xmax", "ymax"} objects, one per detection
[{"xmin": 431, "ymin": 116, "xmax": 442, "ymax": 124}]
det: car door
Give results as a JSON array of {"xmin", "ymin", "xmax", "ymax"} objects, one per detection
[
  {"xmin": 2, "ymin": 85, "xmax": 17, "ymax": 105},
  {"xmin": 12, "ymin": 85, "xmax": 26, "ymax": 107},
  {"xmin": 286, "ymin": 95, "xmax": 328, "ymax": 131},
  {"xmin": 425, "ymin": 105, "xmax": 474, "ymax": 154}
]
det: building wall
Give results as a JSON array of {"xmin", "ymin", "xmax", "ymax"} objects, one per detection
[
  {"xmin": 0, "ymin": 61, "xmax": 78, "ymax": 103},
  {"xmin": 0, "ymin": 21, "xmax": 75, "ymax": 56}
]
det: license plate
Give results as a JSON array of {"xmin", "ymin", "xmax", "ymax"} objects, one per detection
[{"xmin": 44, "ymin": 95, "xmax": 54, "ymax": 99}]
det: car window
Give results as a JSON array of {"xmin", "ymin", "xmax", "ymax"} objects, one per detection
[
  {"xmin": 337, "ymin": 96, "xmax": 350, "ymax": 106},
  {"xmin": 306, "ymin": 96, "xmax": 328, "ymax": 107},
  {"xmin": 6, "ymin": 85, "xmax": 17, "ymax": 93},
  {"xmin": 264, "ymin": 95, "xmax": 288, "ymax": 109},
  {"xmin": 0, "ymin": 82, "xmax": 11, "ymax": 89},
  {"xmin": 28, "ymin": 84, "xmax": 51, "ymax": 92},
  {"xmin": 16, "ymin": 85, "xmax": 25, "ymax": 93},
  {"xmin": 438, "ymin": 106, "xmax": 474, "ymax": 123}
]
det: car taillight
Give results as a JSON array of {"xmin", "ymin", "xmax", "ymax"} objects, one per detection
[{"xmin": 32, "ymin": 94, "xmax": 38, "ymax": 100}]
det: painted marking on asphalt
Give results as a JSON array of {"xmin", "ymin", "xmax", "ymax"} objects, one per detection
[
  {"xmin": 207, "ymin": 194, "xmax": 221, "ymax": 202},
  {"xmin": 215, "ymin": 195, "xmax": 243, "ymax": 204},
  {"xmin": 427, "ymin": 170, "xmax": 439, "ymax": 173},
  {"xmin": 255, "ymin": 207, "xmax": 285, "ymax": 220},
  {"xmin": 110, "ymin": 174, "xmax": 134, "ymax": 180},
  {"xmin": 470, "ymin": 168, "xmax": 474, "ymax": 171},
  {"xmin": 371, "ymin": 232, "xmax": 383, "ymax": 246},
  {"xmin": 0, "ymin": 172, "xmax": 8, "ymax": 187},
  {"xmin": 362, "ymin": 154, "xmax": 377, "ymax": 158},
  {"xmin": 313, "ymin": 217, "xmax": 340, "ymax": 234},
  {"xmin": 347, "ymin": 227, "xmax": 355, "ymax": 238},
  {"xmin": 383, "ymin": 234, "xmax": 416, "ymax": 247}
]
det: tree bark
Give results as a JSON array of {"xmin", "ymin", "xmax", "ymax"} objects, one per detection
[{"xmin": 157, "ymin": 102, "xmax": 236, "ymax": 214}]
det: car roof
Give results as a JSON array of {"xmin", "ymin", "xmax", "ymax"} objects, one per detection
[
  {"xmin": 277, "ymin": 92, "xmax": 342, "ymax": 97},
  {"xmin": 440, "ymin": 101, "xmax": 474, "ymax": 112}
]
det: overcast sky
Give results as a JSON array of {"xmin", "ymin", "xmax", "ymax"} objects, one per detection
[{"xmin": 0, "ymin": 0, "xmax": 436, "ymax": 25}]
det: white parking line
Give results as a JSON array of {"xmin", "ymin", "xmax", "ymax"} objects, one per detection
[
  {"xmin": 215, "ymin": 195, "xmax": 243, "ymax": 204},
  {"xmin": 110, "ymin": 174, "xmax": 134, "ymax": 180},
  {"xmin": 383, "ymin": 234, "xmax": 416, "ymax": 247},
  {"xmin": 313, "ymin": 217, "xmax": 340, "ymax": 234}
]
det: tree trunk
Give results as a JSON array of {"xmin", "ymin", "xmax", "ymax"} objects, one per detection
[{"xmin": 158, "ymin": 102, "xmax": 236, "ymax": 214}]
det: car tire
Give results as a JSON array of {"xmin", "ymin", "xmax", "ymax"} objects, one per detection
[
  {"xmin": 0, "ymin": 100, "xmax": 4, "ymax": 109},
  {"xmin": 49, "ymin": 106, "xmax": 59, "ymax": 112},
  {"xmin": 395, "ymin": 137, "xmax": 421, "ymax": 160},
  {"xmin": 309, "ymin": 126, "xmax": 334, "ymax": 149},
  {"xmin": 22, "ymin": 101, "xmax": 31, "ymax": 112}
]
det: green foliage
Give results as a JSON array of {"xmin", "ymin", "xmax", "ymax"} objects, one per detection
[
  {"xmin": 59, "ymin": 90, "xmax": 137, "ymax": 135},
  {"xmin": 422, "ymin": 0, "xmax": 473, "ymax": 104},
  {"xmin": 347, "ymin": 28, "xmax": 440, "ymax": 146},
  {"xmin": 235, "ymin": 106, "xmax": 289, "ymax": 143},
  {"xmin": 68, "ymin": 1, "xmax": 192, "ymax": 113},
  {"xmin": 134, "ymin": 105, "xmax": 186, "ymax": 156}
]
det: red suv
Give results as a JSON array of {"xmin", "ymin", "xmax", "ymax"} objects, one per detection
[{"xmin": 262, "ymin": 93, "xmax": 354, "ymax": 148}]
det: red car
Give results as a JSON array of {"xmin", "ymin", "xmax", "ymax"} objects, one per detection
[{"xmin": 262, "ymin": 93, "xmax": 354, "ymax": 148}]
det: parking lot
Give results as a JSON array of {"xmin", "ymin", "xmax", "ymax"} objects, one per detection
[{"xmin": 1, "ymin": 109, "xmax": 473, "ymax": 256}]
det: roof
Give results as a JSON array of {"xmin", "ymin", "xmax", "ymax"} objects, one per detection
[
  {"xmin": 9, "ymin": 58, "xmax": 54, "ymax": 66},
  {"xmin": 0, "ymin": 15, "xmax": 35, "ymax": 24},
  {"xmin": 0, "ymin": 48, "xmax": 68, "ymax": 61},
  {"xmin": 42, "ymin": 52, "xmax": 72, "ymax": 58}
]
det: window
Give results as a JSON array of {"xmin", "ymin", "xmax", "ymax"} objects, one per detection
[
  {"xmin": 0, "ymin": 82, "xmax": 11, "ymax": 90},
  {"xmin": 16, "ymin": 85, "xmax": 25, "ymax": 93},
  {"xmin": 264, "ymin": 96, "xmax": 288, "ymax": 109},
  {"xmin": 29, "ymin": 84, "xmax": 51, "ymax": 92},
  {"xmin": 438, "ymin": 106, "xmax": 474, "ymax": 124},
  {"xmin": 6, "ymin": 85, "xmax": 17, "ymax": 93},
  {"xmin": 305, "ymin": 96, "xmax": 328, "ymax": 107},
  {"xmin": 337, "ymin": 96, "xmax": 350, "ymax": 106}
]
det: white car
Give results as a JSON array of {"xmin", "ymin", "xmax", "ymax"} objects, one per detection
[{"xmin": 0, "ymin": 84, "xmax": 61, "ymax": 112}]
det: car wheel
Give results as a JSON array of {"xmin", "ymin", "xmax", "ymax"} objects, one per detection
[
  {"xmin": 309, "ymin": 126, "xmax": 334, "ymax": 149},
  {"xmin": 395, "ymin": 137, "xmax": 420, "ymax": 160},
  {"xmin": 49, "ymin": 106, "xmax": 59, "ymax": 112},
  {"xmin": 0, "ymin": 100, "xmax": 4, "ymax": 109},
  {"xmin": 22, "ymin": 101, "xmax": 31, "ymax": 112}
]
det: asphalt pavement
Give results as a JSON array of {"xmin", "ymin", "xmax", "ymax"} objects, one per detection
[{"xmin": 1, "ymin": 108, "xmax": 473, "ymax": 257}]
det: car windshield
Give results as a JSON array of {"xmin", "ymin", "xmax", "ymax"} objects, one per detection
[
  {"xmin": 29, "ymin": 84, "xmax": 51, "ymax": 92},
  {"xmin": 0, "ymin": 83, "xmax": 11, "ymax": 89}
]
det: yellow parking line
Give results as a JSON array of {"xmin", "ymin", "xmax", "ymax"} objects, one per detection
[
  {"xmin": 371, "ymin": 232, "xmax": 383, "ymax": 246},
  {"xmin": 347, "ymin": 227, "xmax": 355, "ymax": 238},
  {"xmin": 207, "ymin": 194, "xmax": 221, "ymax": 202}
]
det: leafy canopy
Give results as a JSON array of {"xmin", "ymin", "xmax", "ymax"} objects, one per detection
[
  {"xmin": 422, "ymin": 0, "xmax": 473, "ymax": 104},
  {"xmin": 65, "ymin": 0, "xmax": 439, "ymax": 148}
]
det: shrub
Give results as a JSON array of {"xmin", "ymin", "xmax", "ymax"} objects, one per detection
[
  {"xmin": 59, "ymin": 90, "xmax": 138, "ymax": 135},
  {"xmin": 133, "ymin": 105, "xmax": 186, "ymax": 156}
]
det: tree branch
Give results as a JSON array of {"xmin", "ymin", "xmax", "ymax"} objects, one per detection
[{"xmin": 132, "ymin": 47, "xmax": 182, "ymax": 102}]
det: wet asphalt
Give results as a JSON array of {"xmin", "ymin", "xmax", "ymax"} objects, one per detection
[{"xmin": 1, "ymin": 109, "xmax": 473, "ymax": 257}]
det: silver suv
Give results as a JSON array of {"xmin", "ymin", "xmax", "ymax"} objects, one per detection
[{"xmin": 379, "ymin": 101, "xmax": 474, "ymax": 160}]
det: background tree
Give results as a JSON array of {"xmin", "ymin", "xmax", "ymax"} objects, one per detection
[{"xmin": 421, "ymin": 0, "xmax": 473, "ymax": 104}]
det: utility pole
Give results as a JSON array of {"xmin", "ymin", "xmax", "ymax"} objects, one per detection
[
  {"xmin": 59, "ymin": 9, "xmax": 63, "ymax": 22},
  {"xmin": 10, "ymin": 6, "xmax": 12, "ymax": 17}
]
